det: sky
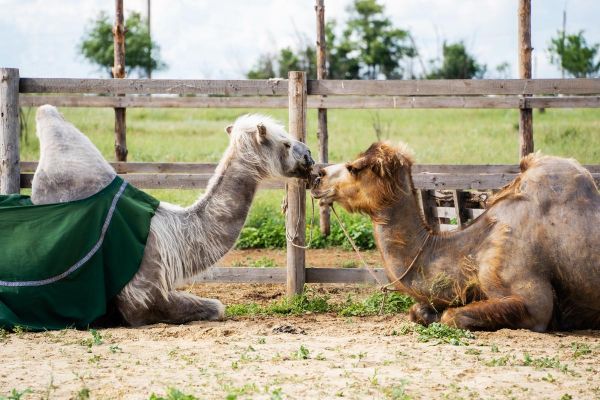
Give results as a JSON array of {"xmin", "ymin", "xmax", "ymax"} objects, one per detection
[{"xmin": 1, "ymin": 0, "xmax": 599, "ymax": 79}]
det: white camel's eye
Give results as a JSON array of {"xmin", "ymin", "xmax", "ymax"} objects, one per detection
[{"xmin": 284, "ymin": 142, "xmax": 291, "ymax": 149}]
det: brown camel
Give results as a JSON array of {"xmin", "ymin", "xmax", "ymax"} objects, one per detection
[{"xmin": 312, "ymin": 142, "xmax": 600, "ymax": 331}]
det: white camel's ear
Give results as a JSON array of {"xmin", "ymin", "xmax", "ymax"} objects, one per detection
[
  {"xmin": 256, "ymin": 123, "xmax": 267, "ymax": 138},
  {"xmin": 225, "ymin": 125, "xmax": 233, "ymax": 135}
]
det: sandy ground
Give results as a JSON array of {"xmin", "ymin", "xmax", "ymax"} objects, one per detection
[{"xmin": 2, "ymin": 281, "xmax": 600, "ymax": 400}]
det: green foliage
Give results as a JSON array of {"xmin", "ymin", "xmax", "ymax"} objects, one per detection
[
  {"xmin": 548, "ymin": 30, "xmax": 600, "ymax": 78},
  {"xmin": 415, "ymin": 322, "xmax": 475, "ymax": 346},
  {"xmin": 341, "ymin": 0, "xmax": 416, "ymax": 79},
  {"xmin": 293, "ymin": 345, "xmax": 310, "ymax": 360},
  {"xmin": 79, "ymin": 11, "xmax": 167, "ymax": 77},
  {"xmin": 226, "ymin": 288, "xmax": 414, "ymax": 318},
  {"xmin": 427, "ymin": 41, "xmax": 486, "ymax": 79},
  {"xmin": 0, "ymin": 389, "xmax": 31, "ymax": 400},
  {"xmin": 246, "ymin": 0, "xmax": 415, "ymax": 79},
  {"xmin": 226, "ymin": 289, "xmax": 332, "ymax": 317},
  {"xmin": 149, "ymin": 387, "xmax": 199, "ymax": 400},
  {"xmin": 236, "ymin": 203, "xmax": 375, "ymax": 250},
  {"xmin": 339, "ymin": 292, "xmax": 414, "ymax": 316}
]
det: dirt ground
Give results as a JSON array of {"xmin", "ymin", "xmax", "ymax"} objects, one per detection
[{"xmin": 2, "ymin": 279, "xmax": 600, "ymax": 400}]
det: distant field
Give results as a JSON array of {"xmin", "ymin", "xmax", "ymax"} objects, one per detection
[{"xmin": 20, "ymin": 107, "xmax": 600, "ymax": 207}]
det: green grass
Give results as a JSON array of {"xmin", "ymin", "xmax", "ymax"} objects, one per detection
[
  {"xmin": 149, "ymin": 387, "xmax": 199, "ymax": 400},
  {"xmin": 225, "ymin": 288, "xmax": 414, "ymax": 318},
  {"xmin": 415, "ymin": 322, "xmax": 475, "ymax": 346}
]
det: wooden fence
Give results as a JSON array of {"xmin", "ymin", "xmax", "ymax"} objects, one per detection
[{"xmin": 2, "ymin": 68, "xmax": 600, "ymax": 295}]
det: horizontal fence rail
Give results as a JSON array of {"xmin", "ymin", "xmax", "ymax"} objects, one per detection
[
  {"xmin": 19, "ymin": 94, "xmax": 600, "ymax": 109},
  {"xmin": 20, "ymin": 162, "xmax": 600, "ymax": 190},
  {"xmin": 195, "ymin": 267, "xmax": 387, "ymax": 284},
  {"xmin": 19, "ymin": 78, "xmax": 600, "ymax": 96}
]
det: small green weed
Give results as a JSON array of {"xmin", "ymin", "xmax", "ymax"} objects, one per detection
[
  {"xmin": 0, "ymin": 328, "xmax": 8, "ymax": 342},
  {"xmin": 81, "ymin": 329, "xmax": 103, "ymax": 348},
  {"xmin": 149, "ymin": 387, "xmax": 199, "ymax": 400},
  {"xmin": 293, "ymin": 345, "xmax": 310, "ymax": 360},
  {"xmin": 339, "ymin": 292, "xmax": 414, "ymax": 317},
  {"xmin": 74, "ymin": 387, "xmax": 90, "ymax": 400},
  {"xmin": 0, "ymin": 388, "xmax": 31, "ymax": 400},
  {"xmin": 340, "ymin": 259, "xmax": 359, "ymax": 268},
  {"xmin": 415, "ymin": 323, "xmax": 475, "ymax": 346},
  {"xmin": 571, "ymin": 342, "xmax": 592, "ymax": 358},
  {"xmin": 248, "ymin": 257, "xmax": 277, "ymax": 268},
  {"xmin": 270, "ymin": 387, "xmax": 284, "ymax": 400},
  {"xmin": 522, "ymin": 353, "xmax": 571, "ymax": 374},
  {"xmin": 485, "ymin": 355, "xmax": 511, "ymax": 367}
]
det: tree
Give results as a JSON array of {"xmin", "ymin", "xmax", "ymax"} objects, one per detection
[
  {"xmin": 79, "ymin": 11, "xmax": 166, "ymax": 77},
  {"xmin": 427, "ymin": 41, "xmax": 486, "ymax": 79},
  {"xmin": 245, "ymin": 0, "xmax": 415, "ymax": 80},
  {"xmin": 548, "ymin": 30, "xmax": 600, "ymax": 78},
  {"xmin": 341, "ymin": 0, "xmax": 416, "ymax": 79}
]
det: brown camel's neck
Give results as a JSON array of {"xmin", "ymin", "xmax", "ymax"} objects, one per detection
[{"xmin": 372, "ymin": 175, "xmax": 484, "ymax": 304}]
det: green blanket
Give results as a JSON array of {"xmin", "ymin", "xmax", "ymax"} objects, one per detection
[{"xmin": 0, "ymin": 176, "xmax": 159, "ymax": 331}]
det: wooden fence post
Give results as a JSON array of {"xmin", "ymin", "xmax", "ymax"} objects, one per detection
[
  {"xmin": 418, "ymin": 190, "xmax": 439, "ymax": 232},
  {"xmin": 113, "ymin": 0, "xmax": 128, "ymax": 161},
  {"xmin": 0, "ymin": 68, "xmax": 20, "ymax": 195},
  {"xmin": 315, "ymin": 0, "xmax": 331, "ymax": 236},
  {"xmin": 287, "ymin": 71, "xmax": 307, "ymax": 297},
  {"xmin": 518, "ymin": 0, "xmax": 533, "ymax": 158}
]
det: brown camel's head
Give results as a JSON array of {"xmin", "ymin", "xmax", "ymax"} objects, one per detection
[{"xmin": 311, "ymin": 142, "xmax": 414, "ymax": 215}]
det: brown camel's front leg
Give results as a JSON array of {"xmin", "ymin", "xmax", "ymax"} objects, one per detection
[
  {"xmin": 440, "ymin": 296, "xmax": 532, "ymax": 331},
  {"xmin": 409, "ymin": 302, "xmax": 441, "ymax": 326}
]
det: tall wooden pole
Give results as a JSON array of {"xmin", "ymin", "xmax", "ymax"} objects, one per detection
[
  {"xmin": 518, "ymin": 0, "xmax": 534, "ymax": 158},
  {"xmin": 315, "ymin": 0, "xmax": 330, "ymax": 236},
  {"xmin": 113, "ymin": 0, "xmax": 128, "ymax": 161},
  {"xmin": 0, "ymin": 68, "xmax": 20, "ymax": 194},
  {"xmin": 286, "ymin": 71, "xmax": 307, "ymax": 297},
  {"xmin": 147, "ymin": 0, "xmax": 152, "ymax": 79}
]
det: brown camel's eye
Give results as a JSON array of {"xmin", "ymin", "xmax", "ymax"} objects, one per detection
[{"xmin": 346, "ymin": 164, "xmax": 356, "ymax": 174}]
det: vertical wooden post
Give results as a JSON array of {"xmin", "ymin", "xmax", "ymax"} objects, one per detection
[
  {"xmin": 287, "ymin": 71, "xmax": 307, "ymax": 297},
  {"xmin": 418, "ymin": 190, "xmax": 439, "ymax": 232},
  {"xmin": 315, "ymin": 0, "xmax": 330, "ymax": 236},
  {"xmin": 452, "ymin": 190, "xmax": 469, "ymax": 227},
  {"xmin": 0, "ymin": 68, "xmax": 20, "ymax": 195},
  {"xmin": 113, "ymin": 0, "xmax": 128, "ymax": 161},
  {"xmin": 147, "ymin": 0, "xmax": 152, "ymax": 79},
  {"xmin": 518, "ymin": 0, "xmax": 533, "ymax": 158}
]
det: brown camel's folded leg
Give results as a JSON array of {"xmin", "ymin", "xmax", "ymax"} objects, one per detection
[
  {"xmin": 409, "ymin": 302, "xmax": 441, "ymax": 326},
  {"xmin": 440, "ymin": 296, "xmax": 531, "ymax": 331}
]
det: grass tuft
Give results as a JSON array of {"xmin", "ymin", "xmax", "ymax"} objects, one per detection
[{"xmin": 415, "ymin": 322, "xmax": 475, "ymax": 346}]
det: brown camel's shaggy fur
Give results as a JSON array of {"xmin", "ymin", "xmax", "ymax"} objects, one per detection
[{"xmin": 312, "ymin": 142, "xmax": 600, "ymax": 331}]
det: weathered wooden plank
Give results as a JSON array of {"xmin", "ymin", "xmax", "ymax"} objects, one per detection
[
  {"xmin": 19, "ymin": 94, "xmax": 600, "ymax": 110},
  {"xmin": 194, "ymin": 267, "xmax": 387, "ymax": 284},
  {"xmin": 433, "ymin": 207, "xmax": 486, "ymax": 220},
  {"xmin": 22, "ymin": 162, "xmax": 600, "ymax": 174},
  {"xmin": 19, "ymin": 95, "xmax": 289, "ymax": 108},
  {"xmin": 19, "ymin": 169, "xmax": 600, "ymax": 190},
  {"xmin": 19, "ymin": 78, "xmax": 289, "ymax": 96},
  {"xmin": 19, "ymin": 78, "xmax": 600, "ymax": 97},
  {"xmin": 308, "ymin": 79, "xmax": 600, "ymax": 96},
  {"xmin": 0, "ymin": 68, "xmax": 20, "ymax": 195},
  {"xmin": 286, "ymin": 71, "xmax": 308, "ymax": 297}
]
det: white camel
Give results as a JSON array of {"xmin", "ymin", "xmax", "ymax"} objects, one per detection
[{"xmin": 32, "ymin": 105, "xmax": 314, "ymax": 326}]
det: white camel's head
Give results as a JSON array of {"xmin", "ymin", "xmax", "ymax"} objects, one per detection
[{"xmin": 225, "ymin": 114, "xmax": 314, "ymax": 179}]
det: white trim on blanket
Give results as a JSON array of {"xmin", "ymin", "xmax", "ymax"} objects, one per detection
[{"xmin": 0, "ymin": 181, "xmax": 128, "ymax": 287}]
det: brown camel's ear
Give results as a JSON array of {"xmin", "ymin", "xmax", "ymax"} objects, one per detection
[
  {"xmin": 347, "ymin": 156, "xmax": 369, "ymax": 174},
  {"xmin": 225, "ymin": 125, "xmax": 233, "ymax": 135}
]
